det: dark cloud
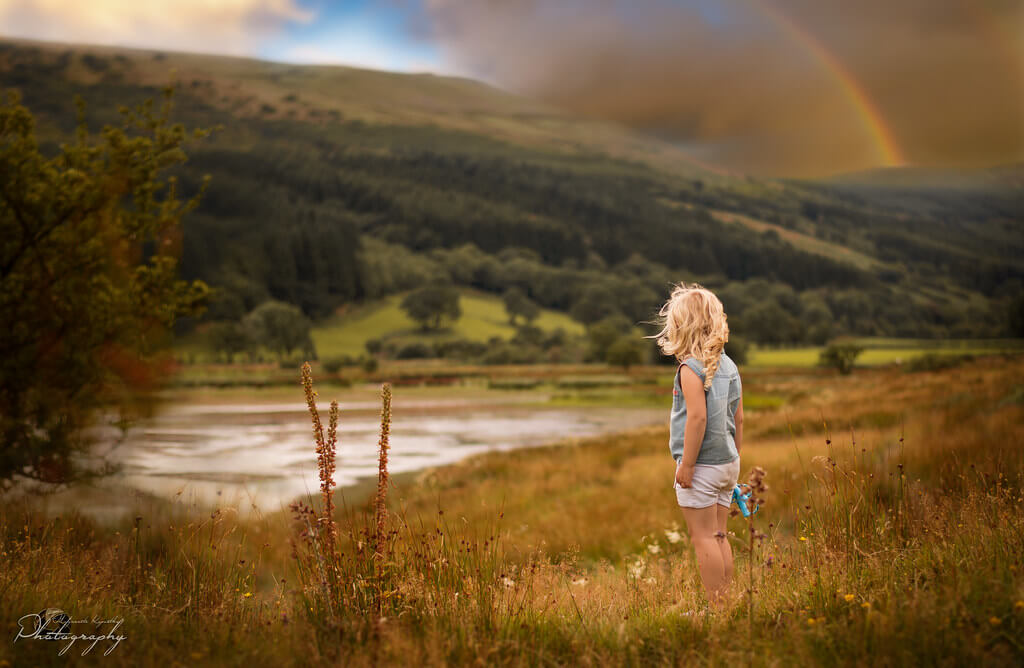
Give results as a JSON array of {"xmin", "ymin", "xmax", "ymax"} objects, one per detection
[{"xmin": 400, "ymin": 0, "xmax": 1024, "ymax": 176}]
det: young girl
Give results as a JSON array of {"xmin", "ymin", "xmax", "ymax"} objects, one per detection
[{"xmin": 651, "ymin": 283, "xmax": 743, "ymax": 608}]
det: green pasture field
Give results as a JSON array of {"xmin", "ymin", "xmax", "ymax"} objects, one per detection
[
  {"xmin": 312, "ymin": 289, "xmax": 583, "ymax": 360},
  {"xmin": 748, "ymin": 338, "xmax": 1024, "ymax": 368}
]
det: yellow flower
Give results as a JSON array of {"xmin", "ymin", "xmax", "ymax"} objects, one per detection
[
  {"xmin": 244, "ymin": 592, "xmax": 253, "ymax": 598},
  {"xmin": 989, "ymin": 617, "xmax": 1001, "ymax": 626},
  {"xmin": 861, "ymin": 602, "xmax": 871, "ymax": 609},
  {"xmin": 1015, "ymin": 600, "xmax": 1024, "ymax": 610},
  {"xmin": 799, "ymin": 537, "xmax": 807, "ymax": 542},
  {"xmin": 807, "ymin": 618, "xmax": 816, "ymax": 626},
  {"xmin": 844, "ymin": 594, "xmax": 856, "ymax": 602}
]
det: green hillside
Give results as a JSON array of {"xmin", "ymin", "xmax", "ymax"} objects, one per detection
[
  {"xmin": 311, "ymin": 289, "xmax": 583, "ymax": 360},
  {"xmin": 2, "ymin": 38, "xmax": 1021, "ymax": 350}
]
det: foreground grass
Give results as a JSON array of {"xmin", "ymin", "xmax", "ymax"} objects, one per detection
[{"xmin": 1, "ymin": 359, "xmax": 1022, "ymax": 666}]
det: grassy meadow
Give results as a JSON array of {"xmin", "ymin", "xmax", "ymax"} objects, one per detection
[
  {"xmin": 747, "ymin": 338, "xmax": 1024, "ymax": 368},
  {"xmin": 310, "ymin": 289, "xmax": 584, "ymax": 360},
  {"xmin": 2, "ymin": 355, "xmax": 1022, "ymax": 666}
]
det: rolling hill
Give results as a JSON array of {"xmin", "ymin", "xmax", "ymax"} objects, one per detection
[{"xmin": 2, "ymin": 37, "xmax": 1021, "ymax": 347}]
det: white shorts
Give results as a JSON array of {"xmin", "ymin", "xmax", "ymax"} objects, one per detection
[{"xmin": 673, "ymin": 458, "xmax": 740, "ymax": 509}]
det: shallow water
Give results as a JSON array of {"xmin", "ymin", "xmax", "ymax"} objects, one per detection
[{"xmin": 77, "ymin": 393, "xmax": 664, "ymax": 516}]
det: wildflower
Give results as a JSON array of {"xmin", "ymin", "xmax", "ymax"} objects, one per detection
[
  {"xmin": 244, "ymin": 592, "xmax": 253, "ymax": 598},
  {"xmin": 861, "ymin": 602, "xmax": 871, "ymax": 609},
  {"xmin": 1015, "ymin": 600, "xmax": 1024, "ymax": 610},
  {"xmin": 799, "ymin": 536, "xmax": 807, "ymax": 542},
  {"xmin": 807, "ymin": 618, "xmax": 816, "ymax": 626},
  {"xmin": 502, "ymin": 577, "xmax": 515, "ymax": 588},
  {"xmin": 572, "ymin": 578, "xmax": 588, "ymax": 586},
  {"xmin": 628, "ymin": 558, "xmax": 646, "ymax": 578},
  {"xmin": 989, "ymin": 617, "xmax": 1001, "ymax": 626},
  {"xmin": 844, "ymin": 594, "xmax": 855, "ymax": 602},
  {"xmin": 664, "ymin": 529, "xmax": 682, "ymax": 544},
  {"xmin": 647, "ymin": 543, "xmax": 662, "ymax": 555}
]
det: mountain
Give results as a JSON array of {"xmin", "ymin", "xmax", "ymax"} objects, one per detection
[
  {"xmin": 2, "ymin": 38, "xmax": 1021, "ymax": 343},
  {"xmin": 807, "ymin": 163, "xmax": 1024, "ymax": 220}
]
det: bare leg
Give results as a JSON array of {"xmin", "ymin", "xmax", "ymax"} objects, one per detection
[
  {"xmin": 716, "ymin": 503, "xmax": 734, "ymax": 584},
  {"xmin": 681, "ymin": 505, "xmax": 727, "ymax": 607}
]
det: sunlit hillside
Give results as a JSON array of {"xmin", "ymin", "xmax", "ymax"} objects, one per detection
[
  {"xmin": 0, "ymin": 36, "xmax": 719, "ymax": 180},
  {"xmin": 2, "ymin": 38, "xmax": 1021, "ymax": 350}
]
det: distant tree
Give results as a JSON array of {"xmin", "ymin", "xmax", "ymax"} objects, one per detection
[
  {"xmin": 243, "ymin": 301, "xmax": 314, "ymax": 360},
  {"xmin": 606, "ymin": 336, "xmax": 643, "ymax": 369},
  {"xmin": 503, "ymin": 287, "xmax": 540, "ymax": 325},
  {"xmin": 0, "ymin": 88, "xmax": 209, "ymax": 488},
  {"xmin": 511, "ymin": 324, "xmax": 545, "ymax": 346},
  {"xmin": 737, "ymin": 300, "xmax": 802, "ymax": 345},
  {"xmin": 725, "ymin": 335, "xmax": 750, "ymax": 365},
  {"xmin": 364, "ymin": 338, "xmax": 383, "ymax": 355},
  {"xmin": 1008, "ymin": 293, "xmax": 1024, "ymax": 337},
  {"xmin": 801, "ymin": 300, "xmax": 835, "ymax": 346},
  {"xmin": 401, "ymin": 284, "xmax": 462, "ymax": 330},
  {"xmin": 321, "ymin": 358, "xmax": 345, "ymax": 375},
  {"xmin": 571, "ymin": 285, "xmax": 621, "ymax": 325},
  {"xmin": 819, "ymin": 343, "xmax": 863, "ymax": 375},
  {"xmin": 206, "ymin": 321, "xmax": 251, "ymax": 363},
  {"xmin": 586, "ymin": 315, "xmax": 633, "ymax": 362}
]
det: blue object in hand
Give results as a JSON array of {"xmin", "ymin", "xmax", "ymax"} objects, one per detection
[{"xmin": 732, "ymin": 485, "xmax": 759, "ymax": 517}]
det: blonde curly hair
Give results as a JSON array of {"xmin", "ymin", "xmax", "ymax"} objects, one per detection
[{"xmin": 649, "ymin": 283, "xmax": 729, "ymax": 390}]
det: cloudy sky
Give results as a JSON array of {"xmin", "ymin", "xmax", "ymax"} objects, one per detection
[{"xmin": 1, "ymin": 0, "xmax": 1021, "ymax": 176}]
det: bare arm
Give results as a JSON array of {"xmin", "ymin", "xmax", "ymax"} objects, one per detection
[
  {"xmin": 734, "ymin": 400, "xmax": 744, "ymax": 453},
  {"xmin": 675, "ymin": 366, "xmax": 707, "ymax": 487}
]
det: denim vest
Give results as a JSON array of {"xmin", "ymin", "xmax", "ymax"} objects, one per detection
[{"xmin": 669, "ymin": 352, "xmax": 741, "ymax": 466}]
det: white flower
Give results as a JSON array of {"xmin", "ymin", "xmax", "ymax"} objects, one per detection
[
  {"xmin": 572, "ymin": 577, "xmax": 588, "ymax": 587},
  {"xmin": 502, "ymin": 577, "xmax": 515, "ymax": 588},
  {"xmin": 647, "ymin": 543, "xmax": 662, "ymax": 554},
  {"xmin": 628, "ymin": 557, "xmax": 646, "ymax": 578},
  {"xmin": 664, "ymin": 530, "xmax": 682, "ymax": 544}
]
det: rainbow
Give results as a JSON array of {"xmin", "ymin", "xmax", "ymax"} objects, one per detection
[{"xmin": 748, "ymin": 0, "xmax": 906, "ymax": 167}]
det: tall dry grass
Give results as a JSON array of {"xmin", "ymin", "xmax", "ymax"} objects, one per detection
[{"xmin": 1, "ymin": 357, "xmax": 1021, "ymax": 666}]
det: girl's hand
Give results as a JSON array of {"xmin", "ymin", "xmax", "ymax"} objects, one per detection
[{"xmin": 675, "ymin": 462, "xmax": 694, "ymax": 488}]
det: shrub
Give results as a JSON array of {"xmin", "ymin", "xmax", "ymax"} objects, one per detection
[
  {"xmin": 606, "ymin": 336, "xmax": 644, "ymax": 369},
  {"xmin": 321, "ymin": 358, "xmax": 345, "ymax": 374},
  {"xmin": 906, "ymin": 353, "xmax": 973, "ymax": 373},
  {"xmin": 394, "ymin": 342, "xmax": 434, "ymax": 360},
  {"xmin": 481, "ymin": 343, "xmax": 545, "ymax": 365},
  {"xmin": 432, "ymin": 338, "xmax": 489, "ymax": 360},
  {"xmin": 819, "ymin": 343, "xmax": 863, "ymax": 374},
  {"xmin": 726, "ymin": 335, "xmax": 750, "ymax": 365}
]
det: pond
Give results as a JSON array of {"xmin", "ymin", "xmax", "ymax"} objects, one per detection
[{"xmin": 69, "ymin": 389, "xmax": 666, "ymax": 517}]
